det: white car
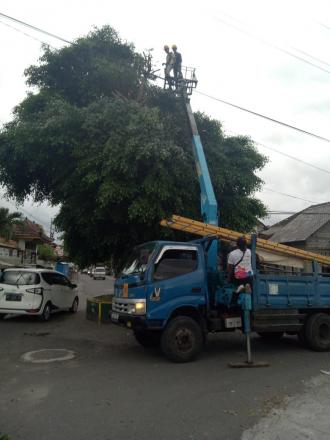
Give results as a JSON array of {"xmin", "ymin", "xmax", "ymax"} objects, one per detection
[
  {"xmin": 93, "ymin": 267, "xmax": 106, "ymax": 280},
  {"xmin": 0, "ymin": 268, "xmax": 79, "ymax": 321}
]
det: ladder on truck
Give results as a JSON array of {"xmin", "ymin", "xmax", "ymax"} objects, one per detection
[{"xmin": 161, "ymin": 214, "xmax": 330, "ymax": 268}]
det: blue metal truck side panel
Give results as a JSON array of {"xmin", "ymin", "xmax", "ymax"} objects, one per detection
[{"xmin": 253, "ymin": 273, "xmax": 330, "ymax": 309}]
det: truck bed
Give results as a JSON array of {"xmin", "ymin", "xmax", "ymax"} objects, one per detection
[{"xmin": 253, "ymin": 272, "xmax": 330, "ymax": 310}]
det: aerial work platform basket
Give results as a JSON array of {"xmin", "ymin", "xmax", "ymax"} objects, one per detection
[{"xmin": 164, "ymin": 65, "xmax": 198, "ymax": 95}]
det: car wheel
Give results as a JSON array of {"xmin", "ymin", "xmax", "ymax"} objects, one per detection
[
  {"xmin": 40, "ymin": 302, "xmax": 51, "ymax": 321},
  {"xmin": 305, "ymin": 313, "xmax": 330, "ymax": 351},
  {"xmin": 161, "ymin": 316, "xmax": 204, "ymax": 363},
  {"xmin": 69, "ymin": 297, "xmax": 79, "ymax": 313}
]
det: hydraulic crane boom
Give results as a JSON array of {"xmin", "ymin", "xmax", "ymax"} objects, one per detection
[{"xmin": 183, "ymin": 92, "xmax": 218, "ymax": 272}]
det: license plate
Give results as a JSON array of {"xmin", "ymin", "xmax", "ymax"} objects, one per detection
[
  {"xmin": 111, "ymin": 312, "xmax": 119, "ymax": 321},
  {"xmin": 225, "ymin": 317, "xmax": 242, "ymax": 328},
  {"xmin": 6, "ymin": 294, "xmax": 22, "ymax": 302}
]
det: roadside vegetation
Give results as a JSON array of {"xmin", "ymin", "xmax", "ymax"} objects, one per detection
[{"xmin": 0, "ymin": 26, "xmax": 267, "ymax": 270}]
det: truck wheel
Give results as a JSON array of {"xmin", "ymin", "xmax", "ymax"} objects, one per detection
[
  {"xmin": 133, "ymin": 330, "xmax": 161, "ymax": 348},
  {"xmin": 305, "ymin": 313, "xmax": 330, "ymax": 351},
  {"xmin": 258, "ymin": 332, "xmax": 284, "ymax": 340},
  {"xmin": 161, "ymin": 316, "xmax": 204, "ymax": 363}
]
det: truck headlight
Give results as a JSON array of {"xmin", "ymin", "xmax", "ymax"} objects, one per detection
[{"xmin": 132, "ymin": 302, "xmax": 146, "ymax": 315}]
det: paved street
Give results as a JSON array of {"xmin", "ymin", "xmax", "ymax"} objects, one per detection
[{"xmin": 1, "ymin": 274, "xmax": 330, "ymax": 440}]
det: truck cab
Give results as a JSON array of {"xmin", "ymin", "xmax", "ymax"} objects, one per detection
[
  {"xmin": 112, "ymin": 240, "xmax": 223, "ymax": 360},
  {"xmin": 112, "ymin": 241, "xmax": 207, "ymax": 325}
]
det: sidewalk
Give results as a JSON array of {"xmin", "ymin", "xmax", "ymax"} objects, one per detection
[{"xmin": 242, "ymin": 374, "xmax": 330, "ymax": 440}]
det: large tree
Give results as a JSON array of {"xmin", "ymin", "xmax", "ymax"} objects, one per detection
[{"xmin": 0, "ymin": 26, "xmax": 267, "ymax": 269}]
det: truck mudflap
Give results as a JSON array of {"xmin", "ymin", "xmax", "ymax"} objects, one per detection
[{"xmin": 110, "ymin": 312, "xmax": 163, "ymax": 330}]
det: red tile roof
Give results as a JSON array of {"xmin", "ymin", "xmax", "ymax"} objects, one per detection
[{"xmin": 13, "ymin": 219, "xmax": 52, "ymax": 244}]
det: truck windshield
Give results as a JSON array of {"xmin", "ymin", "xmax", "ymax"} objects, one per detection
[{"xmin": 121, "ymin": 243, "xmax": 156, "ymax": 276}]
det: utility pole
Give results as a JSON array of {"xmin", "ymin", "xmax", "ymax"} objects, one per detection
[{"xmin": 50, "ymin": 218, "xmax": 54, "ymax": 240}]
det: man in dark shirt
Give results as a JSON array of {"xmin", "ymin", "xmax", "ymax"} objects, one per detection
[{"xmin": 172, "ymin": 44, "xmax": 182, "ymax": 88}]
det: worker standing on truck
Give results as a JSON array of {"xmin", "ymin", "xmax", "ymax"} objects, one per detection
[
  {"xmin": 163, "ymin": 45, "xmax": 174, "ymax": 89},
  {"xmin": 227, "ymin": 236, "xmax": 253, "ymax": 305},
  {"xmin": 172, "ymin": 44, "xmax": 182, "ymax": 88}
]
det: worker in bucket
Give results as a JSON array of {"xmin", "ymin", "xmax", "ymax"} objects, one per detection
[
  {"xmin": 227, "ymin": 236, "xmax": 253, "ymax": 305},
  {"xmin": 172, "ymin": 44, "xmax": 182, "ymax": 88},
  {"xmin": 163, "ymin": 45, "xmax": 174, "ymax": 89}
]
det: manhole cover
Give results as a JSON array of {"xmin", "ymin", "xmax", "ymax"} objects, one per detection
[{"xmin": 21, "ymin": 349, "xmax": 76, "ymax": 364}]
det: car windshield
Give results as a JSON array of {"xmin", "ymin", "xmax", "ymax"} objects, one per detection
[
  {"xmin": 95, "ymin": 268, "xmax": 105, "ymax": 272},
  {"xmin": 121, "ymin": 243, "xmax": 157, "ymax": 276},
  {"xmin": 0, "ymin": 270, "xmax": 40, "ymax": 285}
]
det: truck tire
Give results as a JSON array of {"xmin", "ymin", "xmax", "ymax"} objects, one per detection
[
  {"xmin": 133, "ymin": 329, "xmax": 161, "ymax": 348},
  {"xmin": 258, "ymin": 332, "xmax": 284, "ymax": 340},
  {"xmin": 305, "ymin": 313, "xmax": 330, "ymax": 351},
  {"xmin": 161, "ymin": 316, "xmax": 204, "ymax": 363}
]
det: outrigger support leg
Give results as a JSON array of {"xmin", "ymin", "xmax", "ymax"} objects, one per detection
[{"xmin": 229, "ymin": 290, "xmax": 270, "ymax": 368}]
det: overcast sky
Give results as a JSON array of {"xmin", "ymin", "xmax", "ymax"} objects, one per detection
[{"xmin": 0, "ymin": 0, "xmax": 329, "ymax": 234}]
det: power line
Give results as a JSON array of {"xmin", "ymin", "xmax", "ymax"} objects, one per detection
[
  {"xmin": 0, "ymin": 11, "xmax": 72, "ymax": 44},
  {"xmin": 2, "ymin": 11, "xmax": 330, "ymax": 146},
  {"xmin": 214, "ymin": 10, "xmax": 330, "ymax": 70},
  {"xmin": 317, "ymin": 22, "xmax": 330, "ymax": 31},
  {"xmin": 292, "ymin": 47, "xmax": 330, "ymax": 68},
  {"xmin": 196, "ymin": 90, "xmax": 330, "ymax": 143},
  {"xmin": 226, "ymin": 130, "xmax": 330, "ymax": 174},
  {"xmin": 256, "ymin": 141, "xmax": 330, "ymax": 174},
  {"xmin": 268, "ymin": 211, "xmax": 330, "ymax": 215},
  {"xmin": 263, "ymin": 187, "xmax": 325, "ymax": 204},
  {"xmin": 211, "ymin": 14, "xmax": 330, "ymax": 76},
  {"xmin": 0, "ymin": 19, "xmax": 55, "ymax": 48}
]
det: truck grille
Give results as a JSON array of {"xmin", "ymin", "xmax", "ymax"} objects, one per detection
[{"xmin": 112, "ymin": 300, "xmax": 129, "ymax": 313}]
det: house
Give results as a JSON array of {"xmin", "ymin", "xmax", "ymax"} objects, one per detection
[
  {"xmin": 0, "ymin": 218, "xmax": 52, "ymax": 268},
  {"xmin": 261, "ymin": 202, "xmax": 330, "ymax": 270},
  {"xmin": 13, "ymin": 218, "xmax": 52, "ymax": 264},
  {"xmin": 0, "ymin": 239, "xmax": 21, "ymax": 267}
]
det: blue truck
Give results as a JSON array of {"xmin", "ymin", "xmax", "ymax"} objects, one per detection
[{"xmin": 111, "ymin": 80, "xmax": 330, "ymax": 363}]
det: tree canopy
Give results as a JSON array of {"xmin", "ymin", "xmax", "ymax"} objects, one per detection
[
  {"xmin": 0, "ymin": 208, "xmax": 22, "ymax": 241},
  {"xmin": 0, "ymin": 26, "xmax": 267, "ymax": 270}
]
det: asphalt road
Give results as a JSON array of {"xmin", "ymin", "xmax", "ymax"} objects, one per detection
[{"xmin": 1, "ymin": 274, "xmax": 330, "ymax": 440}]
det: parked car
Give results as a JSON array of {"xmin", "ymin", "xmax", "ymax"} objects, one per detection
[
  {"xmin": 0, "ymin": 268, "xmax": 79, "ymax": 321},
  {"xmin": 93, "ymin": 267, "xmax": 106, "ymax": 280}
]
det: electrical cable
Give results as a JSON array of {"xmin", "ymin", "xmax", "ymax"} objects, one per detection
[
  {"xmin": 0, "ymin": 19, "xmax": 56, "ymax": 48},
  {"xmin": 0, "ymin": 11, "xmax": 72, "ymax": 44},
  {"xmin": 226, "ymin": 129, "xmax": 330, "ymax": 175},
  {"xmin": 268, "ymin": 211, "xmax": 330, "ymax": 215},
  {"xmin": 317, "ymin": 22, "xmax": 330, "ymax": 31},
  {"xmin": 262, "ymin": 187, "xmax": 325, "ymax": 204},
  {"xmin": 210, "ymin": 9, "xmax": 330, "ymax": 70},
  {"xmin": 196, "ymin": 90, "xmax": 330, "ymax": 143},
  {"xmin": 211, "ymin": 14, "xmax": 330, "ymax": 75},
  {"xmin": 2, "ymin": 12, "xmax": 330, "ymax": 145}
]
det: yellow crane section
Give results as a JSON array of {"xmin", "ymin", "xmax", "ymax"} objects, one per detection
[{"xmin": 160, "ymin": 215, "xmax": 330, "ymax": 267}]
